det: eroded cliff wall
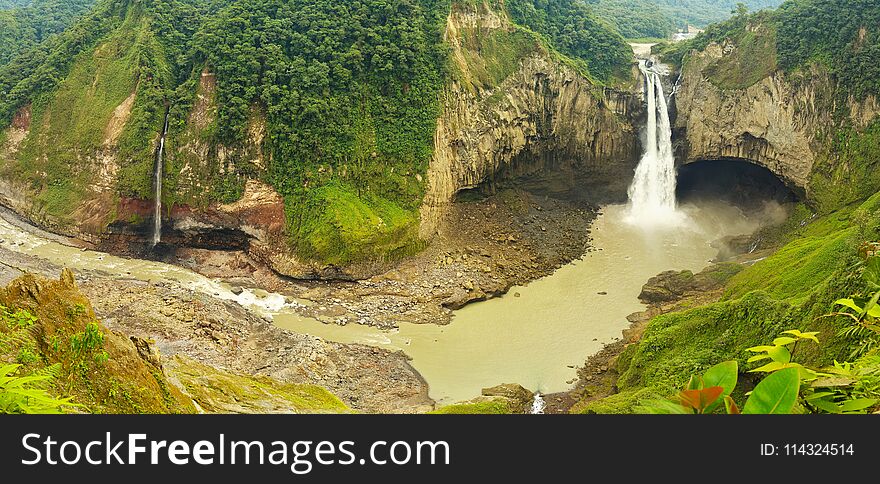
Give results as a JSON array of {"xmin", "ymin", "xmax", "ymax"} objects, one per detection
[
  {"xmin": 420, "ymin": 3, "xmax": 641, "ymax": 237},
  {"xmin": 673, "ymin": 38, "xmax": 880, "ymax": 199}
]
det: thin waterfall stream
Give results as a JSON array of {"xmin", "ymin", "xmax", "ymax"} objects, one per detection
[{"xmin": 152, "ymin": 111, "xmax": 169, "ymax": 247}]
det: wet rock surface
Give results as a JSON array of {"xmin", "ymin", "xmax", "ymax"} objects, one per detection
[
  {"xmin": 0, "ymin": 244, "xmax": 431, "ymax": 414},
  {"xmin": 172, "ymin": 188, "xmax": 598, "ymax": 329}
]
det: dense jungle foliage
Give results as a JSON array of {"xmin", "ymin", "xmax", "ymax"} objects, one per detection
[
  {"xmin": 589, "ymin": 0, "xmax": 783, "ymax": 39},
  {"xmin": 0, "ymin": 0, "xmax": 633, "ymax": 265},
  {"xmin": 0, "ymin": 0, "xmax": 96, "ymax": 67}
]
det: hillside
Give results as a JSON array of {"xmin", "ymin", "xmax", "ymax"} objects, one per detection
[
  {"xmin": 0, "ymin": 0, "xmax": 634, "ymax": 277},
  {"xmin": 0, "ymin": 0, "xmax": 96, "ymax": 66},
  {"xmin": 591, "ymin": 0, "xmax": 784, "ymax": 39}
]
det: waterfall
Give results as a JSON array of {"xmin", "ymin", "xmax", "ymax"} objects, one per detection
[
  {"xmin": 626, "ymin": 60, "xmax": 681, "ymax": 226},
  {"xmin": 530, "ymin": 393, "xmax": 546, "ymax": 414},
  {"xmin": 151, "ymin": 112, "xmax": 169, "ymax": 247}
]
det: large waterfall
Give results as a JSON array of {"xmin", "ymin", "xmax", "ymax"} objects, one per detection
[
  {"xmin": 151, "ymin": 112, "xmax": 169, "ymax": 247},
  {"xmin": 626, "ymin": 60, "xmax": 681, "ymax": 225}
]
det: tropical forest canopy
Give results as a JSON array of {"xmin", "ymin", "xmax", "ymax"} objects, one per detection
[
  {"xmin": 589, "ymin": 0, "xmax": 784, "ymax": 39},
  {"xmin": 0, "ymin": 0, "xmax": 96, "ymax": 66}
]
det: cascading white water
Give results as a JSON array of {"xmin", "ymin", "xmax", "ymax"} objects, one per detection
[
  {"xmin": 626, "ymin": 60, "xmax": 681, "ymax": 226},
  {"xmin": 151, "ymin": 112, "xmax": 169, "ymax": 247},
  {"xmin": 530, "ymin": 393, "xmax": 546, "ymax": 414}
]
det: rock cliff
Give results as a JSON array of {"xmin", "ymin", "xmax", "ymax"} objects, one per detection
[
  {"xmin": 420, "ymin": 3, "xmax": 641, "ymax": 237},
  {"xmin": 673, "ymin": 41, "xmax": 880, "ymax": 195}
]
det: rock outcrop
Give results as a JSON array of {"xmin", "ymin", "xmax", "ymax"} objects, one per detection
[
  {"xmin": 419, "ymin": 3, "xmax": 641, "ymax": 238},
  {"xmin": 674, "ymin": 42, "xmax": 880, "ymax": 193}
]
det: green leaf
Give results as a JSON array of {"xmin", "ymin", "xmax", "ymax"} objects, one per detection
[
  {"xmin": 781, "ymin": 330, "xmax": 821, "ymax": 343},
  {"xmin": 772, "ymin": 337, "xmax": 797, "ymax": 346},
  {"xmin": 701, "ymin": 361, "xmax": 738, "ymax": 396},
  {"xmin": 747, "ymin": 354, "xmax": 771, "ymax": 363},
  {"xmin": 809, "ymin": 398, "xmax": 842, "ymax": 414},
  {"xmin": 767, "ymin": 345, "xmax": 792, "ymax": 364},
  {"xmin": 701, "ymin": 361, "xmax": 738, "ymax": 414},
  {"xmin": 742, "ymin": 368, "xmax": 800, "ymax": 415},
  {"xmin": 835, "ymin": 298, "xmax": 862, "ymax": 312},
  {"xmin": 838, "ymin": 399, "xmax": 878, "ymax": 412}
]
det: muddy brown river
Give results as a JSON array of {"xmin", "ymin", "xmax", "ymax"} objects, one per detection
[{"xmin": 0, "ymin": 202, "xmax": 770, "ymax": 404}]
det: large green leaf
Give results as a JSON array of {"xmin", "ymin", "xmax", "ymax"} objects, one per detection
[
  {"xmin": 702, "ymin": 361, "xmax": 738, "ymax": 396},
  {"xmin": 701, "ymin": 361, "xmax": 738, "ymax": 413},
  {"xmin": 767, "ymin": 345, "xmax": 792, "ymax": 364},
  {"xmin": 839, "ymin": 398, "xmax": 878, "ymax": 413},
  {"xmin": 742, "ymin": 368, "xmax": 800, "ymax": 415}
]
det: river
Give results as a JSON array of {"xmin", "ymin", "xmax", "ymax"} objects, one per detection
[{"xmin": 0, "ymin": 201, "xmax": 769, "ymax": 404}]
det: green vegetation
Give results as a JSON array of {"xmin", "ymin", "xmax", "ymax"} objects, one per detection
[
  {"xmin": 776, "ymin": 0, "xmax": 880, "ymax": 100},
  {"xmin": 702, "ymin": 22, "xmax": 777, "ymax": 89},
  {"xmin": 580, "ymin": 192, "xmax": 880, "ymax": 414},
  {"xmin": 449, "ymin": 10, "xmax": 541, "ymax": 92},
  {"xmin": 0, "ymin": 270, "xmax": 196, "ymax": 414},
  {"xmin": 188, "ymin": 0, "xmax": 448, "ymax": 264},
  {"xmin": 0, "ymin": 364, "xmax": 75, "ymax": 413},
  {"xmin": 429, "ymin": 398, "xmax": 514, "ymax": 414},
  {"xmin": 167, "ymin": 357, "xmax": 351, "ymax": 414},
  {"xmin": 1, "ymin": 0, "xmax": 634, "ymax": 265},
  {"xmin": 590, "ymin": 0, "xmax": 783, "ymax": 40},
  {"xmin": 0, "ymin": 0, "xmax": 96, "ymax": 67},
  {"xmin": 639, "ymin": 327, "xmax": 880, "ymax": 415},
  {"xmin": 810, "ymin": 119, "xmax": 880, "ymax": 214},
  {"xmin": 659, "ymin": 0, "xmax": 880, "ymax": 99},
  {"xmin": 505, "ymin": 0, "xmax": 632, "ymax": 82}
]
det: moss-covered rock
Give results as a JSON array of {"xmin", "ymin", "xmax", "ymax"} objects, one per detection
[
  {"xmin": 429, "ymin": 383, "xmax": 534, "ymax": 414},
  {"xmin": 0, "ymin": 269, "xmax": 196, "ymax": 413},
  {"xmin": 165, "ymin": 356, "xmax": 350, "ymax": 414}
]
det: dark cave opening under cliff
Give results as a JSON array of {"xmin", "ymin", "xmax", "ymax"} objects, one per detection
[
  {"xmin": 454, "ymin": 150, "xmax": 636, "ymax": 206},
  {"xmin": 676, "ymin": 158, "xmax": 801, "ymax": 212}
]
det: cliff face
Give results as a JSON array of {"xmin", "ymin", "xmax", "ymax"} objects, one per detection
[
  {"xmin": 420, "ymin": 4, "xmax": 641, "ymax": 237},
  {"xmin": 674, "ymin": 42, "xmax": 880, "ymax": 194},
  {"xmin": 0, "ymin": 0, "xmax": 643, "ymax": 280}
]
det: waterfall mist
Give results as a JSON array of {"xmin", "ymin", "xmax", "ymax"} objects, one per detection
[{"xmin": 626, "ymin": 60, "xmax": 682, "ymax": 226}]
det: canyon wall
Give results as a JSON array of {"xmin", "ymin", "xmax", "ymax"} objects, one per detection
[
  {"xmin": 674, "ymin": 42, "xmax": 880, "ymax": 195},
  {"xmin": 420, "ymin": 4, "xmax": 641, "ymax": 237}
]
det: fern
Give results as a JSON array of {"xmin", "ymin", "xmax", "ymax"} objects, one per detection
[{"xmin": 0, "ymin": 364, "xmax": 75, "ymax": 414}]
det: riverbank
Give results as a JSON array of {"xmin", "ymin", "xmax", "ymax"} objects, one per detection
[
  {"xmin": 168, "ymin": 187, "xmax": 600, "ymax": 329},
  {"xmin": 544, "ymin": 249, "xmax": 776, "ymax": 414},
  {"xmin": 0, "ymin": 212, "xmax": 432, "ymax": 413}
]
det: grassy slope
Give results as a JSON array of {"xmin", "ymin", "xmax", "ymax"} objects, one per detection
[{"xmin": 579, "ymin": 193, "xmax": 880, "ymax": 413}]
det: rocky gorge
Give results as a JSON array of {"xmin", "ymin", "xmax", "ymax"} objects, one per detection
[{"xmin": 0, "ymin": 0, "xmax": 878, "ymax": 415}]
